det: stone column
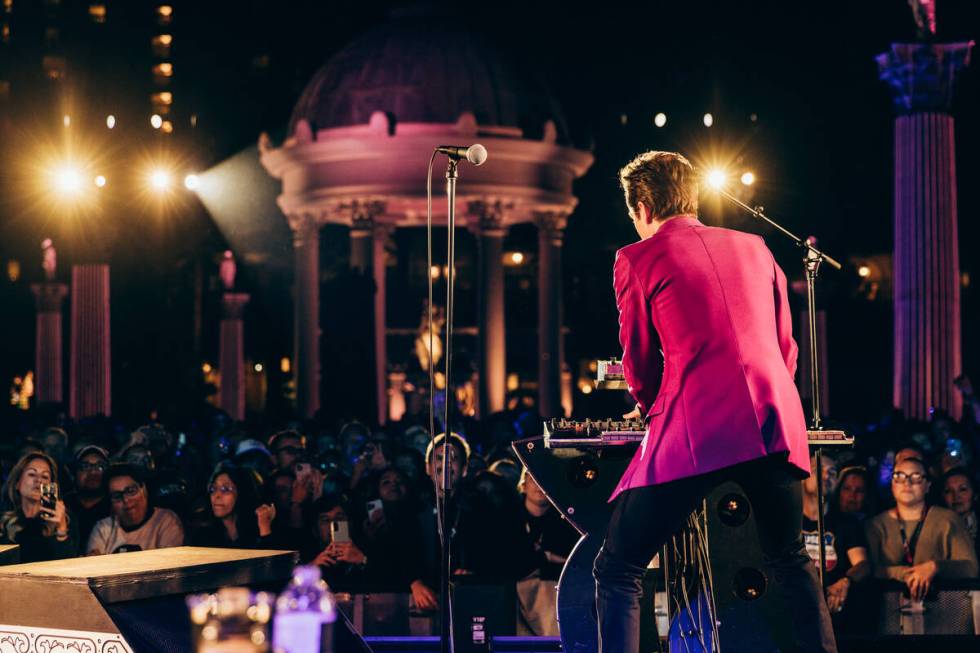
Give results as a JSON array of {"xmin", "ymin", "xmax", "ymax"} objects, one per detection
[
  {"xmin": 372, "ymin": 222, "xmax": 391, "ymax": 425},
  {"xmin": 31, "ymin": 282, "xmax": 68, "ymax": 404},
  {"xmin": 69, "ymin": 264, "xmax": 111, "ymax": 418},
  {"xmin": 290, "ymin": 213, "xmax": 321, "ymax": 419},
  {"xmin": 470, "ymin": 201, "xmax": 507, "ymax": 417},
  {"xmin": 220, "ymin": 292, "xmax": 250, "ymax": 421},
  {"xmin": 349, "ymin": 201, "xmax": 389, "ymax": 425},
  {"xmin": 877, "ymin": 42, "xmax": 972, "ymax": 419},
  {"xmin": 536, "ymin": 212, "xmax": 567, "ymax": 418}
]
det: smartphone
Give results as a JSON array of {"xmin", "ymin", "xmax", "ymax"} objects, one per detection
[
  {"xmin": 366, "ymin": 499, "xmax": 383, "ymax": 522},
  {"xmin": 329, "ymin": 519, "xmax": 350, "ymax": 544},
  {"xmin": 40, "ymin": 482, "xmax": 58, "ymax": 512}
]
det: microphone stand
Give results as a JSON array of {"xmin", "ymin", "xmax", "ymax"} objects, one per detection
[
  {"xmin": 715, "ymin": 187, "xmax": 843, "ymax": 585},
  {"xmin": 439, "ymin": 156, "xmax": 459, "ymax": 653}
]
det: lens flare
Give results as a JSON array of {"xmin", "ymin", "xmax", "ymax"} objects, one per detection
[{"xmin": 706, "ymin": 169, "xmax": 727, "ymax": 190}]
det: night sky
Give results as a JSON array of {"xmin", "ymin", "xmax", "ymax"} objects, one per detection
[{"xmin": 1, "ymin": 1, "xmax": 978, "ymax": 425}]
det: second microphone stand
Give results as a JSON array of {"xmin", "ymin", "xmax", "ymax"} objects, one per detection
[{"xmin": 716, "ymin": 187, "xmax": 844, "ymax": 585}]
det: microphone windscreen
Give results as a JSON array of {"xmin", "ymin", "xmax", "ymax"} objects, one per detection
[{"xmin": 466, "ymin": 144, "xmax": 488, "ymax": 166}]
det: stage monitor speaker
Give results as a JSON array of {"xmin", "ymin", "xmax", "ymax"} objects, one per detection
[{"xmin": 668, "ymin": 481, "xmax": 795, "ymax": 653}]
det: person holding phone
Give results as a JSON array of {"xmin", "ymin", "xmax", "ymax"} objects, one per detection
[
  {"xmin": 0, "ymin": 452, "xmax": 78, "ymax": 562},
  {"xmin": 190, "ymin": 464, "xmax": 276, "ymax": 549}
]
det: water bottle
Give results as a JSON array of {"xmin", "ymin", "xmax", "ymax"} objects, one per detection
[{"xmin": 273, "ymin": 565, "xmax": 337, "ymax": 653}]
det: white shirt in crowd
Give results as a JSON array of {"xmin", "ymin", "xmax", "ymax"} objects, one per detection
[{"xmin": 86, "ymin": 507, "xmax": 185, "ymax": 555}]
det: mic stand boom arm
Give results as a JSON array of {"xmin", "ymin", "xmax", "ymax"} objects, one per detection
[{"xmin": 715, "ymin": 187, "xmax": 843, "ymax": 586}]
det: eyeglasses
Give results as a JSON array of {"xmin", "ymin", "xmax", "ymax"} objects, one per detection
[
  {"xmin": 892, "ymin": 471, "xmax": 927, "ymax": 485},
  {"xmin": 78, "ymin": 462, "xmax": 107, "ymax": 472},
  {"xmin": 109, "ymin": 484, "xmax": 143, "ymax": 503},
  {"xmin": 208, "ymin": 484, "xmax": 236, "ymax": 496}
]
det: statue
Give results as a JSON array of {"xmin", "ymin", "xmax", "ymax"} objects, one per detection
[
  {"xmin": 908, "ymin": 0, "xmax": 937, "ymax": 39},
  {"xmin": 219, "ymin": 250, "xmax": 236, "ymax": 290},
  {"xmin": 41, "ymin": 239, "xmax": 56, "ymax": 281}
]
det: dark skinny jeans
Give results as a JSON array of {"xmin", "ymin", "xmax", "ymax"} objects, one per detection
[{"xmin": 593, "ymin": 456, "xmax": 837, "ymax": 653}]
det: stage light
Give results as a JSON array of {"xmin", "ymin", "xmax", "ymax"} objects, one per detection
[
  {"xmin": 254, "ymin": 363, "xmax": 263, "ymax": 373},
  {"xmin": 740, "ymin": 171, "xmax": 756, "ymax": 186},
  {"xmin": 149, "ymin": 169, "xmax": 172, "ymax": 192},
  {"xmin": 280, "ymin": 357, "xmax": 290, "ymax": 374},
  {"xmin": 106, "ymin": 114, "xmax": 116, "ymax": 129},
  {"xmin": 858, "ymin": 265, "xmax": 871, "ymax": 278},
  {"xmin": 94, "ymin": 175, "xmax": 106, "ymax": 188},
  {"xmin": 510, "ymin": 252, "xmax": 524, "ymax": 265},
  {"xmin": 161, "ymin": 120, "xmax": 174, "ymax": 134},
  {"xmin": 430, "ymin": 265, "xmax": 441, "ymax": 279},
  {"xmin": 654, "ymin": 112, "xmax": 667, "ymax": 128},
  {"xmin": 150, "ymin": 114, "xmax": 163, "ymax": 129},
  {"xmin": 184, "ymin": 173, "xmax": 199, "ymax": 190},
  {"xmin": 703, "ymin": 113, "xmax": 714, "ymax": 127},
  {"xmin": 53, "ymin": 166, "xmax": 83, "ymax": 195},
  {"xmin": 202, "ymin": 362, "xmax": 212, "ymax": 374},
  {"xmin": 706, "ymin": 169, "xmax": 727, "ymax": 190}
]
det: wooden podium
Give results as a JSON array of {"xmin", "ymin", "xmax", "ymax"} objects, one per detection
[{"xmin": 0, "ymin": 547, "xmax": 296, "ymax": 653}]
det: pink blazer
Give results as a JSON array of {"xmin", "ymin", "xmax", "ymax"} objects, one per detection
[{"xmin": 611, "ymin": 216, "xmax": 809, "ymax": 500}]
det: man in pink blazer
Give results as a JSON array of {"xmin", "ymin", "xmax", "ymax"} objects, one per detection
[{"xmin": 593, "ymin": 152, "xmax": 836, "ymax": 652}]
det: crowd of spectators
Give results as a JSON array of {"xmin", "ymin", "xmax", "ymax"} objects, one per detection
[
  {"xmin": 0, "ymin": 405, "xmax": 577, "ymax": 635},
  {"xmin": 1, "ymin": 375, "xmax": 980, "ymax": 638}
]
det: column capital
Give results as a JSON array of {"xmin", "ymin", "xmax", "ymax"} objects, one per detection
[
  {"xmin": 534, "ymin": 211, "xmax": 569, "ymax": 246},
  {"xmin": 31, "ymin": 282, "xmax": 68, "ymax": 312},
  {"xmin": 877, "ymin": 42, "xmax": 973, "ymax": 114},
  {"xmin": 287, "ymin": 212, "xmax": 321, "ymax": 243},
  {"xmin": 221, "ymin": 292, "xmax": 251, "ymax": 320},
  {"xmin": 348, "ymin": 200, "xmax": 387, "ymax": 236},
  {"xmin": 468, "ymin": 200, "xmax": 511, "ymax": 237}
]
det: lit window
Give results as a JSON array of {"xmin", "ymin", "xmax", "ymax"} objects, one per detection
[
  {"xmin": 153, "ymin": 62, "xmax": 173, "ymax": 77},
  {"xmin": 156, "ymin": 5, "xmax": 173, "ymax": 25},
  {"xmin": 89, "ymin": 4, "xmax": 107, "ymax": 23},
  {"xmin": 42, "ymin": 55, "xmax": 66, "ymax": 80},
  {"xmin": 151, "ymin": 34, "xmax": 172, "ymax": 57}
]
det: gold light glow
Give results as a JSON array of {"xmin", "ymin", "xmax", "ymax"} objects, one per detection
[
  {"xmin": 740, "ymin": 171, "xmax": 756, "ymax": 186},
  {"xmin": 706, "ymin": 169, "xmax": 727, "ymax": 190}
]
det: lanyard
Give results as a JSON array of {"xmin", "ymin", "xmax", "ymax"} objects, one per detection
[{"xmin": 897, "ymin": 507, "xmax": 928, "ymax": 565}]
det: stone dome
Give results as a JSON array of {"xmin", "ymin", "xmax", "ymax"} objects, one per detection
[{"xmin": 288, "ymin": 11, "xmax": 570, "ymax": 142}]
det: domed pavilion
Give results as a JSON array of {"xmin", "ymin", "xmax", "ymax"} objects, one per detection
[{"xmin": 261, "ymin": 12, "xmax": 593, "ymax": 421}]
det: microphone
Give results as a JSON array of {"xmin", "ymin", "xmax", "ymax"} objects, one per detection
[{"xmin": 435, "ymin": 144, "xmax": 488, "ymax": 166}]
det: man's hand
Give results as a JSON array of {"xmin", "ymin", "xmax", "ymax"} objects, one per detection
[
  {"xmin": 623, "ymin": 403, "xmax": 642, "ymax": 420},
  {"xmin": 904, "ymin": 560, "xmax": 937, "ymax": 601},
  {"xmin": 410, "ymin": 580, "xmax": 438, "ymax": 611},
  {"xmin": 325, "ymin": 541, "xmax": 366, "ymax": 565},
  {"xmin": 825, "ymin": 577, "xmax": 850, "ymax": 613}
]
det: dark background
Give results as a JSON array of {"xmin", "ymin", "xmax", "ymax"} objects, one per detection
[{"xmin": 0, "ymin": 1, "xmax": 977, "ymax": 426}]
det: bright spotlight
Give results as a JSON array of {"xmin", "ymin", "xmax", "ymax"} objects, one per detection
[
  {"xmin": 150, "ymin": 114, "xmax": 163, "ymax": 129},
  {"xmin": 703, "ymin": 113, "xmax": 714, "ymax": 127},
  {"xmin": 510, "ymin": 252, "xmax": 524, "ymax": 265},
  {"xmin": 654, "ymin": 112, "xmax": 667, "ymax": 128},
  {"xmin": 858, "ymin": 265, "xmax": 871, "ymax": 278},
  {"xmin": 53, "ymin": 166, "xmax": 83, "ymax": 194},
  {"xmin": 94, "ymin": 175, "xmax": 107, "ymax": 188},
  {"xmin": 740, "ymin": 172, "xmax": 756, "ymax": 186},
  {"xmin": 62, "ymin": 115, "xmax": 71, "ymax": 128},
  {"xmin": 184, "ymin": 174, "xmax": 199, "ymax": 191},
  {"xmin": 149, "ymin": 169, "xmax": 172, "ymax": 191},
  {"xmin": 706, "ymin": 169, "xmax": 727, "ymax": 190},
  {"xmin": 253, "ymin": 363, "xmax": 264, "ymax": 373},
  {"xmin": 106, "ymin": 114, "xmax": 116, "ymax": 129}
]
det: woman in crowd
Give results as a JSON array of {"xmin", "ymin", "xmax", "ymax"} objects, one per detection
[
  {"xmin": 0, "ymin": 452, "xmax": 78, "ymax": 561},
  {"xmin": 190, "ymin": 464, "xmax": 275, "ymax": 548},
  {"xmin": 866, "ymin": 457, "xmax": 978, "ymax": 600},
  {"xmin": 834, "ymin": 465, "xmax": 875, "ymax": 522},
  {"xmin": 942, "ymin": 467, "xmax": 979, "ymax": 561}
]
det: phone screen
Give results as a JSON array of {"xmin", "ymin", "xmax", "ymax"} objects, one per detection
[
  {"xmin": 40, "ymin": 482, "xmax": 58, "ymax": 511},
  {"xmin": 330, "ymin": 519, "xmax": 350, "ymax": 544}
]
